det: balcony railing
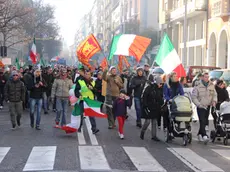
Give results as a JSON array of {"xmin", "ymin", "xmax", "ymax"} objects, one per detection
[
  {"xmin": 211, "ymin": 0, "xmax": 230, "ymax": 18},
  {"xmin": 170, "ymin": 0, "xmax": 207, "ymax": 21}
]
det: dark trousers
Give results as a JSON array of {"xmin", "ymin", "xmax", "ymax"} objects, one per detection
[
  {"xmin": 105, "ymin": 95, "xmax": 117, "ymax": 127},
  {"xmin": 0, "ymin": 88, "xmax": 4, "ymax": 106},
  {"xmin": 197, "ymin": 107, "xmax": 210, "ymax": 137}
]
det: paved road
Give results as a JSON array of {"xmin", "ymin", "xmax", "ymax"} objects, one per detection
[{"xmin": 0, "ymin": 105, "xmax": 230, "ymax": 172}]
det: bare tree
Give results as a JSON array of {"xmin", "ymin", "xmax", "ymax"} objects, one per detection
[{"xmin": 0, "ymin": 0, "xmax": 32, "ymax": 47}]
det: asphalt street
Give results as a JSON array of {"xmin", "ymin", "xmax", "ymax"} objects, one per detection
[{"xmin": 0, "ymin": 104, "xmax": 230, "ymax": 172}]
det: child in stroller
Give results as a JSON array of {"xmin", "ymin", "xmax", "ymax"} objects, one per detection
[
  {"xmin": 210, "ymin": 99, "xmax": 230, "ymax": 145},
  {"xmin": 165, "ymin": 95, "xmax": 193, "ymax": 146}
]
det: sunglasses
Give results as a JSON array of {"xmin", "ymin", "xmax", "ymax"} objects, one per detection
[{"xmin": 13, "ymin": 74, "xmax": 18, "ymax": 77}]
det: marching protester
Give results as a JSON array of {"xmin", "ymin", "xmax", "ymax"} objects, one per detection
[
  {"xmin": 75, "ymin": 70, "xmax": 99, "ymax": 134},
  {"xmin": 130, "ymin": 67, "xmax": 146, "ymax": 128},
  {"xmin": 113, "ymin": 89, "xmax": 131, "ymax": 139},
  {"xmin": 28, "ymin": 69, "xmax": 47, "ymax": 130},
  {"xmin": 0, "ymin": 68, "xmax": 6, "ymax": 109},
  {"xmin": 140, "ymin": 75, "xmax": 164, "ymax": 141},
  {"xmin": 163, "ymin": 72, "xmax": 184, "ymax": 138},
  {"xmin": 192, "ymin": 72, "xmax": 217, "ymax": 143},
  {"xmin": 103, "ymin": 66, "xmax": 124, "ymax": 129},
  {"xmin": 4, "ymin": 71, "xmax": 25, "ymax": 129},
  {"xmin": 51, "ymin": 68, "xmax": 73, "ymax": 127}
]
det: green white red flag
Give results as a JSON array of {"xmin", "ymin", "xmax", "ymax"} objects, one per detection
[
  {"xmin": 84, "ymin": 98, "xmax": 107, "ymax": 118},
  {"xmin": 155, "ymin": 34, "xmax": 186, "ymax": 77}
]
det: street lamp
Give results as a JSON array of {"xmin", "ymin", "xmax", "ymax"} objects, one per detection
[{"xmin": 183, "ymin": 0, "xmax": 188, "ymax": 66}]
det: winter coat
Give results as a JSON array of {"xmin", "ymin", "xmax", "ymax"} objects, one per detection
[
  {"xmin": 113, "ymin": 97, "xmax": 131, "ymax": 117},
  {"xmin": 130, "ymin": 75, "xmax": 146, "ymax": 98},
  {"xmin": 215, "ymin": 86, "xmax": 229, "ymax": 109},
  {"xmin": 51, "ymin": 78, "xmax": 73, "ymax": 99},
  {"xmin": 0, "ymin": 74, "xmax": 6, "ymax": 91},
  {"xmin": 95, "ymin": 78, "xmax": 105, "ymax": 102},
  {"xmin": 102, "ymin": 70, "xmax": 124, "ymax": 97},
  {"xmin": 163, "ymin": 81, "xmax": 184, "ymax": 101},
  {"xmin": 141, "ymin": 83, "xmax": 163, "ymax": 119},
  {"xmin": 192, "ymin": 81, "xmax": 217, "ymax": 108},
  {"xmin": 4, "ymin": 79, "xmax": 25, "ymax": 102},
  {"xmin": 30, "ymin": 77, "xmax": 47, "ymax": 99},
  {"xmin": 42, "ymin": 73, "xmax": 54, "ymax": 96}
]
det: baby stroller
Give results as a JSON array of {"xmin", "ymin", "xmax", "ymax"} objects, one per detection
[
  {"xmin": 165, "ymin": 95, "xmax": 193, "ymax": 146},
  {"xmin": 210, "ymin": 103, "xmax": 230, "ymax": 145}
]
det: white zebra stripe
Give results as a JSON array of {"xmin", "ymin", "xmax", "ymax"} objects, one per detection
[
  {"xmin": 212, "ymin": 149, "xmax": 230, "ymax": 161},
  {"xmin": 0, "ymin": 147, "xmax": 10, "ymax": 164}
]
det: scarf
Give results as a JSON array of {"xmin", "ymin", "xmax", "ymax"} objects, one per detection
[{"xmin": 202, "ymin": 80, "xmax": 209, "ymax": 87}]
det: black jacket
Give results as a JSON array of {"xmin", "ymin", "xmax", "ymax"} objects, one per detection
[
  {"xmin": 30, "ymin": 77, "xmax": 47, "ymax": 99},
  {"xmin": 130, "ymin": 75, "xmax": 146, "ymax": 98},
  {"xmin": 141, "ymin": 83, "xmax": 163, "ymax": 119},
  {"xmin": 4, "ymin": 79, "xmax": 25, "ymax": 102}
]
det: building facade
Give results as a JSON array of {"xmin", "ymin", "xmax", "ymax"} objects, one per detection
[
  {"xmin": 159, "ymin": 0, "xmax": 207, "ymax": 67},
  {"xmin": 207, "ymin": 0, "xmax": 230, "ymax": 69}
]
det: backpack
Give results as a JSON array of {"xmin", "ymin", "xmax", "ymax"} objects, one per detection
[{"xmin": 171, "ymin": 95, "xmax": 192, "ymax": 113}]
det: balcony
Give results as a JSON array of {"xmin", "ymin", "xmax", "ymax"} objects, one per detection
[
  {"xmin": 170, "ymin": 0, "xmax": 207, "ymax": 22},
  {"xmin": 210, "ymin": 0, "xmax": 230, "ymax": 18}
]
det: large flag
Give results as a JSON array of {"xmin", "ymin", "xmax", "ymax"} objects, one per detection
[
  {"xmin": 155, "ymin": 34, "xmax": 186, "ymax": 78},
  {"xmin": 108, "ymin": 34, "xmax": 151, "ymax": 62},
  {"xmin": 83, "ymin": 98, "xmax": 107, "ymax": 118},
  {"xmin": 77, "ymin": 34, "xmax": 101, "ymax": 67},
  {"xmin": 55, "ymin": 103, "xmax": 82, "ymax": 134},
  {"xmin": 30, "ymin": 38, "xmax": 37, "ymax": 64}
]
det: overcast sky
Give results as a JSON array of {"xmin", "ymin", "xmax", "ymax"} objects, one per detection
[{"xmin": 44, "ymin": 0, "xmax": 94, "ymax": 47}]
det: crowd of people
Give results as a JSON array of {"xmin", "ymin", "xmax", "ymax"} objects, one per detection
[{"xmin": 0, "ymin": 63, "xmax": 229, "ymax": 143}]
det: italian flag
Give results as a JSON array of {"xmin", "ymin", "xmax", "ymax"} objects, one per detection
[
  {"xmin": 84, "ymin": 98, "xmax": 107, "ymax": 118},
  {"xmin": 156, "ymin": 34, "xmax": 186, "ymax": 78},
  {"xmin": 55, "ymin": 103, "xmax": 82, "ymax": 134},
  {"xmin": 30, "ymin": 38, "xmax": 37, "ymax": 64},
  {"xmin": 108, "ymin": 34, "xmax": 151, "ymax": 62}
]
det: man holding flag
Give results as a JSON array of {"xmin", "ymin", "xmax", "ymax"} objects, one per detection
[{"xmin": 74, "ymin": 70, "xmax": 99, "ymax": 134}]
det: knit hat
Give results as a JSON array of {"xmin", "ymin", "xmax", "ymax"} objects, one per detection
[
  {"xmin": 109, "ymin": 66, "xmax": 116, "ymax": 72},
  {"xmin": 155, "ymin": 76, "xmax": 163, "ymax": 84},
  {"xmin": 11, "ymin": 70, "xmax": 18, "ymax": 76},
  {"xmin": 136, "ymin": 67, "xmax": 143, "ymax": 72}
]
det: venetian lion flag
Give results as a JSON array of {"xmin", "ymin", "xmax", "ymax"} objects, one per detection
[
  {"xmin": 30, "ymin": 38, "xmax": 37, "ymax": 64},
  {"xmin": 77, "ymin": 34, "xmax": 101, "ymax": 67},
  {"xmin": 84, "ymin": 98, "xmax": 107, "ymax": 118},
  {"xmin": 108, "ymin": 34, "xmax": 151, "ymax": 62},
  {"xmin": 155, "ymin": 34, "xmax": 186, "ymax": 78}
]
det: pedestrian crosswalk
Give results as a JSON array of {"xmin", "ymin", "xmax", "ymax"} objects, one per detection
[{"xmin": 0, "ymin": 146, "xmax": 229, "ymax": 172}]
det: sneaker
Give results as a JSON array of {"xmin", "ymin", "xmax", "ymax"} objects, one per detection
[
  {"xmin": 11, "ymin": 124, "xmax": 16, "ymax": 130},
  {"xmin": 35, "ymin": 126, "xmax": 41, "ymax": 130},
  {"xmin": 203, "ymin": 136, "xmax": 209, "ymax": 143},
  {"xmin": 44, "ymin": 111, "xmax": 48, "ymax": 115},
  {"xmin": 198, "ymin": 134, "xmax": 203, "ymax": 142},
  {"xmin": 30, "ymin": 124, "xmax": 34, "ymax": 128},
  {"xmin": 93, "ymin": 129, "xmax": 99, "ymax": 134},
  {"xmin": 120, "ymin": 134, "xmax": 124, "ymax": 139},
  {"xmin": 118, "ymin": 132, "xmax": 121, "ymax": 137},
  {"xmin": 152, "ymin": 137, "xmax": 160, "ymax": 141},
  {"xmin": 0, "ymin": 106, "xmax": 3, "ymax": 109},
  {"xmin": 55, "ymin": 121, "xmax": 59, "ymax": 125}
]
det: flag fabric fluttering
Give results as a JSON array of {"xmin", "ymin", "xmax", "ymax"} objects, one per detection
[
  {"xmin": 39, "ymin": 56, "xmax": 46, "ymax": 66},
  {"xmin": 118, "ymin": 55, "xmax": 130, "ymax": 73},
  {"xmin": 77, "ymin": 34, "xmax": 101, "ymax": 67},
  {"xmin": 84, "ymin": 98, "xmax": 107, "ymax": 118},
  {"xmin": 100, "ymin": 57, "xmax": 108, "ymax": 70},
  {"xmin": 155, "ymin": 34, "xmax": 186, "ymax": 78},
  {"xmin": 108, "ymin": 34, "xmax": 151, "ymax": 62},
  {"xmin": 30, "ymin": 38, "xmax": 37, "ymax": 64},
  {"xmin": 0, "ymin": 61, "xmax": 4, "ymax": 68},
  {"xmin": 15, "ymin": 58, "xmax": 20, "ymax": 70}
]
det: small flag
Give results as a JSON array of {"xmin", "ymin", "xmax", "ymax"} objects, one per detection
[
  {"xmin": 109, "ymin": 34, "xmax": 151, "ymax": 62},
  {"xmin": 155, "ymin": 34, "xmax": 186, "ymax": 78},
  {"xmin": 83, "ymin": 98, "xmax": 107, "ymax": 118},
  {"xmin": 77, "ymin": 34, "xmax": 101, "ymax": 67},
  {"xmin": 30, "ymin": 38, "xmax": 37, "ymax": 64},
  {"xmin": 100, "ymin": 57, "xmax": 108, "ymax": 70},
  {"xmin": 15, "ymin": 58, "xmax": 20, "ymax": 70}
]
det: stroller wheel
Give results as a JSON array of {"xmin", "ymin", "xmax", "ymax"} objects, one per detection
[
  {"xmin": 188, "ymin": 133, "xmax": 192, "ymax": 144},
  {"xmin": 210, "ymin": 130, "xmax": 216, "ymax": 143},
  {"xmin": 224, "ymin": 136, "xmax": 228, "ymax": 145},
  {"xmin": 183, "ymin": 134, "xmax": 188, "ymax": 146}
]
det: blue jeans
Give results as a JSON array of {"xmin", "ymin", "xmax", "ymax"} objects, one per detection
[
  {"xmin": 30, "ymin": 98, "xmax": 42, "ymax": 127},
  {"xmin": 56, "ymin": 98, "xmax": 68, "ymax": 126},
  {"xmin": 134, "ymin": 97, "xmax": 142, "ymax": 122}
]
